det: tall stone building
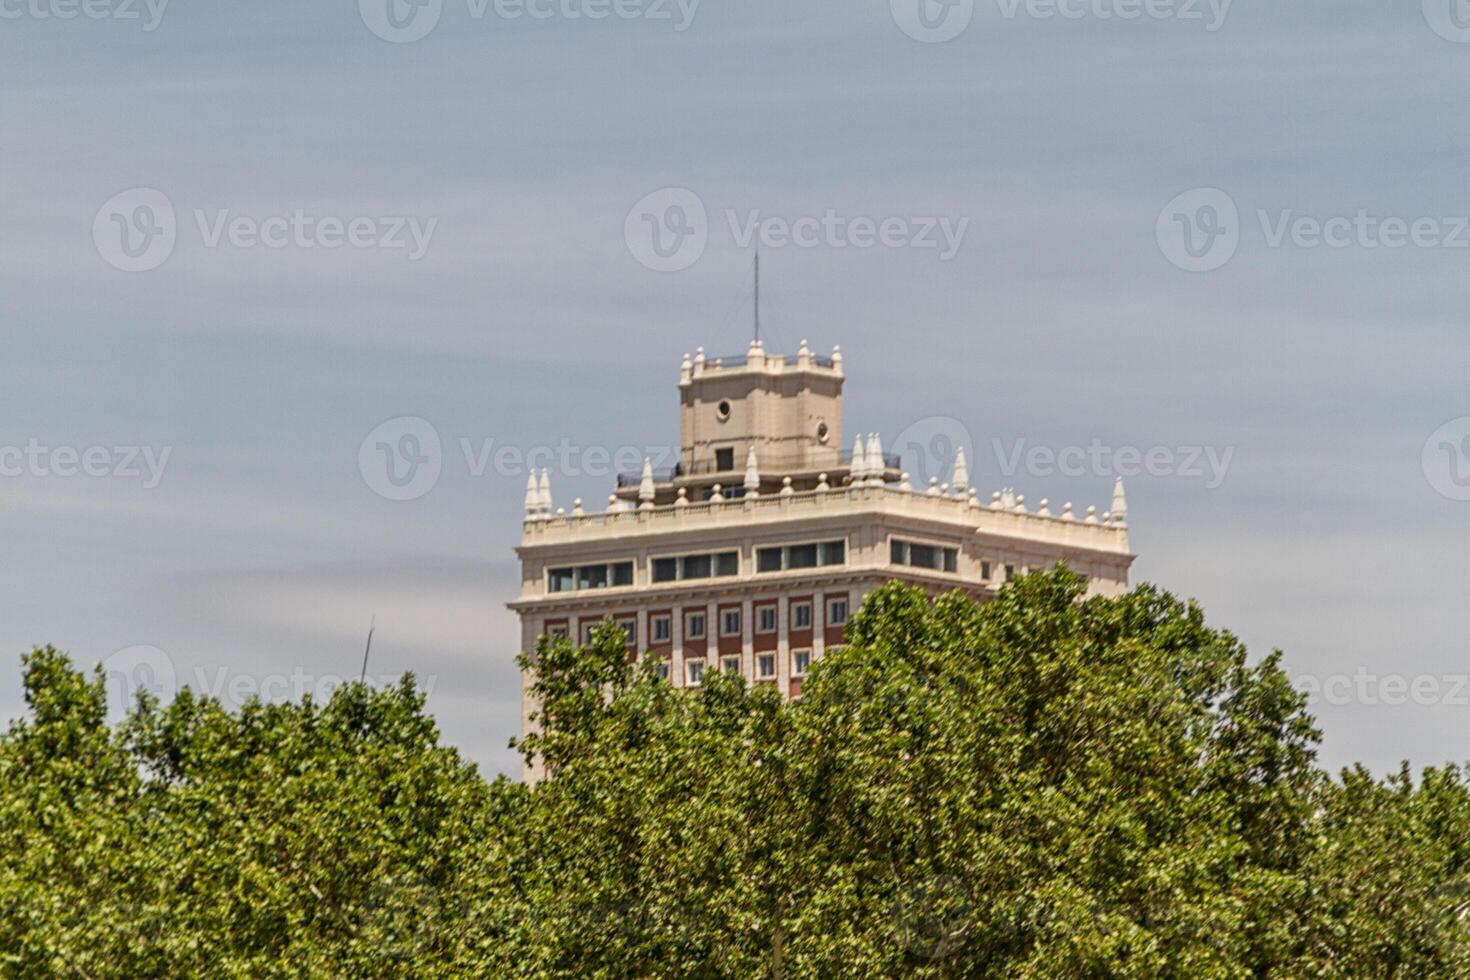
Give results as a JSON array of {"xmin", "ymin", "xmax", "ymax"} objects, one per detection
[{"xmin": 509, "ymin": 340, "xmax": 1134, "ymax": 780}]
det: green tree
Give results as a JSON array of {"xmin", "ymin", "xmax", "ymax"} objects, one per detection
[{"xmin": 5, "ymin": 570, "xmax": 1470, "ymax": 977}]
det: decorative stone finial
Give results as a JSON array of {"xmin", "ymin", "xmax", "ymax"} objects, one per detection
[
  {"xmin": 524, "ymin": 471, "xmax": 539, "ymax": 518},
  {"xmin": 866, "ymin": 433, "xmax": 884, "ymax": 485},
  {"xmin": 1061, "ymin": 502, "xmax": 1075, "ymax": 521},
  {"xmin": 743, "ymin": 447, "xmax": 760, "ymax": 494},
  {"xmin": 991, "ymin": 490, "xmax": 1003, "ymax": 510},
  {"xmin": 538, "ymin": 469, "xmax": 552, "ymax": 517},
  {"xmin": 968, "ymin": 487, "xmax": 980, "ymax": 508},
  {"xmin": 899, "ymin": 471, "xmax": 912, "ymax": 492},
  {"xmin": 1085, "ymin": 505, "xmax": 1099, "ymax": 525},
  {"xmin": 638, "ymin": 457, "xmax": 656, "ymax": 509},
  {"xmin": 710, "ymin": 483, "xmax": 725, "ymax": 503},
  {"xmin": 848, "ymin": 435, "xmax": 866, "ymax": 483},
  {"xmin": 607, "ymin": 494, "xmax": 621, "ymax": 513},
  {"xmin": 1037, "ymin": 498, "xmax": 1051, "ymax": 517},
  {"xmin": 927, "ymin": 476, "xmax": 941, "ymax": 496},
  {"xmin": 780, "ymin": 476, "xmax": 794, "ymax": 497},
  {"xmin": 951, "ymin": 447, "xmax": 969, "ymax": 493},
  {"xmin": 1111, "ymin": 477, "xmax": 1128, "ymax": 527},
  {"xmin": 675, "ymin": 487, "xmax": 688, "ymax": 508},
  {"xmin": 1014, "ymin": 494, "xmax": 1027, "ymax": 514},
  {"xmin": 572, "ymin": 498, "xmax": 584, "ymax": 516},
  {"xmin": 817, "ymin": 472, "xmax": 830, "ymax": 492}
]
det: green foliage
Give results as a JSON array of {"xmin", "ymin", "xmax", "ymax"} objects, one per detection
[{"xmin": 3, "ymin": 572, "xmax": 1468, "ymax": 977}]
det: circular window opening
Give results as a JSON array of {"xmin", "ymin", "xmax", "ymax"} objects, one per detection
[
  {"xmin": 717, "ymin": 400, "xmax": 732, "ymax": 421},
  {"xmin": 816, "ymin": 422, "xmax": 830, "ymax": 444}
]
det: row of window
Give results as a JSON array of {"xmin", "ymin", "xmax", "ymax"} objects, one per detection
[
  {"xmin": 547, "ymin": 540, "xmax": 848, "ymax": 592},
  {"xmin": 550, "ymin": 598, "xmax": 850, "ymax": 647},
  {"xmin": 547, "ymin": 561, "xmax": 634, "ymax": 593},
  {"xmin": 755, "ymin": 540, "xmax": 846, "ymax": 573},
  {"xmin": 673, "ymin": 646, "xmax": 837, "ymax": 685},
  {"xmin": 651, "ymin": 551, "xmax": 739, "ymax": 583},
  {"xmin": 550, "ymin": 543, "xmax": 1051, "ymax": 594},
  {"xmin": 891, "ymin": 539, "xmax": 959, "ymax": 574}
]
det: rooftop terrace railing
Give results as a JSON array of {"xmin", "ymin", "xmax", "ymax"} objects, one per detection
[{"xmin": 615, "ymin": 450, "xmax": 901, "ymax": 487}]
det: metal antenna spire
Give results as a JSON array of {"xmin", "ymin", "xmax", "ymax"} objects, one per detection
[
  {"xmin": 359, "ymin": 616, "xmax": 376, "ymax": 684},
  {"xmin": 753, "ymin": 249, "xmax": 760, "ymax": 345}
]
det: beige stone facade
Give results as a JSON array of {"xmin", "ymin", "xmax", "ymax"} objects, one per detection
[{"xmin": 509, "ymin": 341, "xmax": 1135, "ymax": 781}]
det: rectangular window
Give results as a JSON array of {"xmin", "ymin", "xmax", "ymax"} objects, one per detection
[
  {"xmin": 721, "ymin": 609, "xmax": 741, "ymax": 637},
  {"xmin": 715, "ymin": 447, "xmax": 734, "ymax": 471},
  {"xmin": 827, "ymin": 598, "xmax": 849, "ymax": 626},
  {"xmin": 686, "ymin": 612, "xmax": 706, "ymax": 639},
  {"xmin": 616, "ymin": 619, "xmax": 637, "ymax": 646},
  {"xmin": 686, "ymin": 660, "xmax": 704, "ymax": 686},
  {"xmin": 549, "ymin": 561, "xmax": 634, "ymax": 593},
  {"xmin": 757, "ymin": 653, "xmax": 776, "ymax": 680},
  {"xmin": 581, "ymin": 622, "xmax": 597, "ymax": 645},
  {"xmin": 756, "ymin": 606, "xmax": 776, "ymax": 633},
  {"xmin": 754, "ymin": 541, "xmax": 846, "ymax": 573},
  {"xmin": 655, "ymin": 660, "xmax": 670, "ymax": 680},
  {"xmin": 721, "ymin": 655, "xmax": 741, "ymax": 674},
  {"xmin": 652, "ymin": 552, "xmax": 738, "ymax": 582},
  {"xmin": 787, "ymin": 543, "xmax": 818, "ymax": 569},
  {"xmin": 890, "ymin": 539, "xmax": 958, "ymax": 573},
  {"xmin": 652, "ymin": 615, "xmax": 671, "ymax": 643},
  {"xmin": 981, "ymin": 560, "xmax": 992, "ymax": 581},
  {"xmin": 1005, "ymin": 564, "xmax": 1016, "ymax": 582},
  {"xmin": 792, "ymin": 649, "xmax": 811, "ymax": 677},
  {"xmin": 792, "ymin": 602, "xmax": 812, "ymax": 629}
]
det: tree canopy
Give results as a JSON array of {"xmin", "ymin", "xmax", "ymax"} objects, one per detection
[{"xmin": 3, "ymin": 569, "xmax": 1469, "ymax": 977}]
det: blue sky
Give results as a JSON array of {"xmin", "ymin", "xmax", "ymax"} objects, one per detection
[{"xmin": 3, "ymin": 0, "xmax": 1469, "ymax": 778}]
